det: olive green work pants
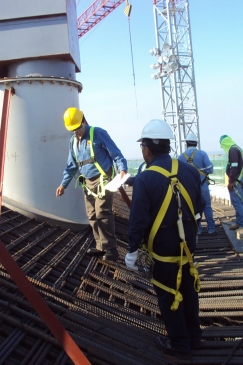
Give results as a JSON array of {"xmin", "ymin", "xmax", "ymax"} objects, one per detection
[{"xmin": 84, "ymin": 176, "xmax": 117, "ymax": 251}]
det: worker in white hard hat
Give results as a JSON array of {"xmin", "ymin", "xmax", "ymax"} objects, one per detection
[
  {"xmin": 125, "ymin": 119, "xmax": 205, "ymax": 360},
  {"xmin": 178, "ymin": 132, "xmax": 216, "ymax": 235},
  {"xmin": 56, "ymin": 107, "xmax": 128, "ymax": 261},
  {"xmin": 219, "ymin": 135, "xmax": 243, "ymax": 230}
]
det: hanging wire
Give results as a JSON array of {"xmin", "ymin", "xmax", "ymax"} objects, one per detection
[
  {"xmin": 124, "ymin": 1, "xmax": 139, "ymax": 119},
  {"xmin": 77, "ymin": 0, "xmax": 139, "ymax": 117}
]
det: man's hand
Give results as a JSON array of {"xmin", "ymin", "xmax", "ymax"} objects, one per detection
[
  {"xmin": 125, "ymin": 250, "xmax": 138, "ymax": 271},
  {"xmin": 56, "ymin": 185, "xmax": 65, "ymax": 197},
  {"xmin": 120, "ymin": 170, "xmax": 127, "ymax": 179},
  {"xmin": 228, "ymin": 182, "xmax": 234, "ymax": 191}
]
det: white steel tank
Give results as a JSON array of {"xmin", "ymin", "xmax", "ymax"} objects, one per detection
[
  {"xmin": 0, "ymin": 62, "xmax": 89, "ymax": 229},
  {"xmin": 0, "ymin": 0, "xmax": 89, "ymax": 230}
]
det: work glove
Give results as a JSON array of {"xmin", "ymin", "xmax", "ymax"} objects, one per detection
[{"xmin": 125, "ymin": 250, "xmax": 138, "ymax": 271}]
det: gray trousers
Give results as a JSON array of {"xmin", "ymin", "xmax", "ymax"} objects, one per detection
[{"xmin": 84, "ymin": 176, "xmax": 117, "ymax": 251}]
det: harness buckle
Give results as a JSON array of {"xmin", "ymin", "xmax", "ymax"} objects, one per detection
[
  {"xmin": 78, "ymin": 176, "xmax": 85, "ymax": 185},
  {"xmin": 170, "ymin": 179, "xmax": 182, "ymax": 209},
  {"xmin": 137, "ymin": 251, "xmax": 154, "ymax": 279},
  {"xmin": 97, "ymin": 184, "xmax": 103, "ymax": 198},
  {"xmin": 207, "ymin": 177, "xmax": 215, "ymax": 185}
]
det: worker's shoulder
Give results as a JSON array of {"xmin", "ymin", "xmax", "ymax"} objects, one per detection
[
  {"xmin": 92, "ymin": 126, "xmax": 110, "ymax": 137},
  {"xmin": 177, "ymin": 152, "xmax": 185, "ymax": 160},
  {"xmin": 191, "ymin": 149, "xmax": 210, "ymax": 161},
  {"xmin": 177, "ymin": 158, "xmax": 191, "ymax": 170},
  {"xmin": 140, "ymin": 159, "xmax": 199, "ymax": 182},
  {"xmin": 230, "ymin": 144, "xmax": 241, "ymax": 152},
  {"xmin": 197, "ymin": 149, "xmax": 209, "ymax": 155},
  {"xmin": 92, "ymin": 126, "xmax": 105, "ymax": 132}
]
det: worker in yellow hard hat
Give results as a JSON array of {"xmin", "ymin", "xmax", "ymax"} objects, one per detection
[{"xmin": 56, "ymin": 107, "xmax": 128, "ymax": 261}]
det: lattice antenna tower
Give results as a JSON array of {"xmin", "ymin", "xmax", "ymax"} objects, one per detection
[{"xmin": 150, "ymin": 0, "xmax": 200, "ymax": 156}]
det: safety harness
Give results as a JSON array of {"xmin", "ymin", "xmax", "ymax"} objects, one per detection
[
  {"xmin": 144, "ymin": 159, "xmax": 200, "ymax": 311},
  {"xmin": 183, "ymin": 150, "xmax": 214, "ymax": 185},
  {"xmin": 227, "ymin": 145, "xmax": 243, "ymax": 204},
  {"xmin": 73, "ymin": 127, "xmax": 115, "ymax": 198},
  {"xmin": 228, "ymin": 145, "xmax": 243, "ymax": 185}
]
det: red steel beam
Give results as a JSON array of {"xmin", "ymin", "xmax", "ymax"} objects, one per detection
[
  {"xmin": 77, "ymin": 0, "xmax": 125, "ymax": 38},
  {"xmin": 0, "ymin": 239, "xmax": 91, "ymax": 365},
  {"xmin": 0, "ymin": 88, "xmax": 13, "ymax": 214},
  {"xmin": 119, "ymin": 186, "xmax": 131, "ymax": 209}
]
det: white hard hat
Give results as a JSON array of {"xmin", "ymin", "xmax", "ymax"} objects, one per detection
[
  {"xmin": 186, "ymin": 132, "xmax": 197, "ymax": 142},
  {"xmin": 137, "ymin": 119, "xmax": 174, "ymax": 142}
]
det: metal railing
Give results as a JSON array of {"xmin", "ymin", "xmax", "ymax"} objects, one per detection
[{"xmin": 127, "ymin": 154, "xmax": 228, "ymax": 185}]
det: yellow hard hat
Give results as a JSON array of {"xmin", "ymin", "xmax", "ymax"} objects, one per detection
[{"xmin": 63, "ymin": 107, "xmax": 84, "ymax": 131}]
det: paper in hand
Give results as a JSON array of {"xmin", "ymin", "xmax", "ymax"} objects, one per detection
[{"xmin": 105, "ymin": 173, "xmax": 130, "ymax": 192}]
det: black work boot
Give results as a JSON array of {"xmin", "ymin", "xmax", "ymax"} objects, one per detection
[
  {"xmin": 87, "ymin": 248, "xmax": 106, "ymax": 256},
  {"xmin": 156, "ymin": 335, "xmax": 191, "ymax": 360},
  {"xmin": 102, "ymin": 247, "xmax": 119, "ymax": 261}
]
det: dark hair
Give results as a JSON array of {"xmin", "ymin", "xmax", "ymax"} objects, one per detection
[
  {"xmin": 143, "ymin": 138, "xmax": 171, "ymax": 154},
  {"xmin": 186, "ymin": 141, "xmax": 197, "ymax": 147}
]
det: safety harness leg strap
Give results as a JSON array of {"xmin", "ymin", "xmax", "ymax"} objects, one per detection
[
  {"xmin": 151, "ymin": 241, "xmax": 200, "ymax": 311},
  {"xmin": 74, "ymin": 174, "xmax": 98, "ymax": 198},
  {"xmin": 151, "ymin": 277, "xmax": 183, "ymax": 311},
  {"xmin": 182, "ymin": 242, "xmax": 201, "ymax": 292}
]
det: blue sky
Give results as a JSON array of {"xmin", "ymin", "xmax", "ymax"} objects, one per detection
[{"xmin": 76, "ymin": 0, "xmax": 243, "ymax": 159}]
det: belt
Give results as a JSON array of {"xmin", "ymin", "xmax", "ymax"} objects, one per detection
[
  {"xmin": 86, "ymin": 166, "xmax": 113, "ymax": 182},
  {"xmin": 87, "ymin": 174, "xmax": 100, "ymax": 182}
]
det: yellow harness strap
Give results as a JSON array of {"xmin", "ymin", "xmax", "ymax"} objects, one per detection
[
  {"xmin": 146, "ymin": 159, "xmax": 200, "ymax": 311},
  {"xmin": 147, "ymin": 160, "xmax": 178, "ymax": 251},
  {"xmin": 89, "ymin": 127, "xmax": 106, "ymax": 177},
  {"xmin": 183, "ymin": 150, "xmax": 207, "ymax": 178},
  {"xmin": 89, "ymin": 127, "xmax": 114, "ymax": 198}
]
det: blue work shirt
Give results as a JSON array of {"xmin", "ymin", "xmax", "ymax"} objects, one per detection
[
  {"xmin": 178, "ymin": 147, "xmax": 213, "ymax": 186},
  {"xmin": 128, "ymin": 154, "xmax": 205, "ymax": 253},
  {"xmin": 61, "ymin": 126, "xmax": 127, "ymax": 188}
]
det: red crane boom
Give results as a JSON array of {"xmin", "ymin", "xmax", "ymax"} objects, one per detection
[{"xmin": 77, "ymin": 0, "xmax": 126, "ymax": 38}]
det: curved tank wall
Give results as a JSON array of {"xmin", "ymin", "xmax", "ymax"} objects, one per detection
[
  {"xmin": 0, "ymin": 75, "xmax": 89, "ymax": 230},
  {"xmin": 8, "ymin": 59, "xmax": 76, "ymax": 79}
]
